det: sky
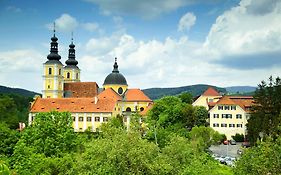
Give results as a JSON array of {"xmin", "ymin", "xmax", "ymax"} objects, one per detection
[{"xmin": 0, "ymin": 0, "xmax": 280, "ymax": 93}]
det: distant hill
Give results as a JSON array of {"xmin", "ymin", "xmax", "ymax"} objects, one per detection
[
  {"xmin": 0, "ymin": 85, "xmax": 40, "ymax": 97},
  {"xmin": 143, "ymin": 84, "xmax": 226, "ymax": 100},
  {"xmin": 225, "ymin": 86, "xmax": 256, "ymax": 94}
]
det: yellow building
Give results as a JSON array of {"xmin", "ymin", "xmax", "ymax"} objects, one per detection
[
  {"xmin": 29, "ymin": 32, "xmax": 153, "ymax": 131},
  {"xmin": 209, "ymin": 96, "xmax": 253, "ymax": 139},
  {"xmin": 193, "ymin": 87, "xmax": 253, "ymax": 139}
]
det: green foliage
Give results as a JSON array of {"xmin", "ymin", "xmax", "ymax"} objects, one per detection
[
  {"xmin": 231, "ymin": 133, "xmax": 244, "ymax": 142},
  {"xmin": 178, "ymin": 92, "xmax": 193, "ymax": 104},
  {"xmin": 0, "ymin": 123, "xmax": 19, "ymax": 160},
  {"xmin": 189, "ymin": 126, "xmax": 223, "ymax": 150},
  {"xmin": 234, "ymin": 137, "xmax": 281, "ymax": 175},
  {"xmin": 0, "ymin": 96, "xmax": 19, "ymax": 129},
  {"xmin": 12, "ymin": 111, "xmax": 79, "ymax": 175},
  {"xmin": 0, "ymin": 161, "xmax": 11, "ymax": 175},
  {"xmin": 248, "ymin": 76, "xmax": 281, "ymax": 144},
  {"xmin": 0, "ymin": 93, "xmax": 33, "ymax": 129}
]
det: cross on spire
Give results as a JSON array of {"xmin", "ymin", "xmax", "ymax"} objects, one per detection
[{"xmin": 53, "ymin": 22, "xmax": 56, "ymax": 36}]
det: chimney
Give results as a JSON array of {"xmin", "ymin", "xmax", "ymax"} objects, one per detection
[{"xmin": 94, "ymin": 96, "xmax": 98, "ymax": 104}]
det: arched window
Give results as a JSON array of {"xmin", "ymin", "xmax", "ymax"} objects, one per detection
[
  {"xmin": 126, "ymin": 107, "xmax": 131, "ymax": 112},
  {"xmin": 48, "ymin": 68, "xmax": 52, "ymax": 75},
  {"xmin": 67, "ymin": 72, "xmax": 70, "ymax": 79},
  {"xmin": 140, "ymin": 107, "xmax": 144, "ymax": 111}
]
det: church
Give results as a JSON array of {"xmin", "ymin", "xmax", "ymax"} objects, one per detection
[{"xmin": 29, "ymin": 30, "xmax": 153, "ymax": 132}]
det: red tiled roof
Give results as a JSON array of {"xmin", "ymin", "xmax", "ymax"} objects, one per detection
[
  {"xmin": 64, "ymin": 82, "xmax": 98, "ymax": 98},
  {"xmin": 212, "ymin": 95, "xmax": 254, "ymax": 112},
  {"xmin": 98, "ymin": 88, "xmax": 122, "ymax": 102},
  {"xmin": 125, "ymin": 89, "xmax": 152, "ymax": 102},
  {"xmin": 202, "ymin": 87, "xmax": 220, "ymax": 96},
  {"xmin": 30, "ymin": 97, "xmax": 115, "ymax": 113},
  {"xmin": 216, "ymin": 96, "xmax": 236, "ymax": 105}
]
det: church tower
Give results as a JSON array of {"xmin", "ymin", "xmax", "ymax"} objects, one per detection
[
  {"xmin": 64, "ymin": 34, "xmax": 80, "ymax": 83},
  {"xmin": 103, "ymin": 58, "xmax": 128, "ymax": 95},
  {"xmin": 42, "ymin": 24, "xmax": 64, "ymax": 98}
]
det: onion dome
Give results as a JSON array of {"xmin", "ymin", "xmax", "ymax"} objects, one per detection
[
  {"xmin": 103, "ymin": 58, "xmax": 128, "ymax": 85},
  {"xmin": 65, "ymin": 36, "xmax": 78, "ymax": 68},
  {"xmin": 46, "ymin": 23, "xmax": 62, "ymax": 64}
]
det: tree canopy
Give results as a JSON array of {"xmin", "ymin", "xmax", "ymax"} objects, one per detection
[{"xmin": 247, "ymin": 76, "xmax": 281, "ymax": 144}]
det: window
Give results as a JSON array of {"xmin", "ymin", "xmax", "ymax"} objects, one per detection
[
  {"xmin": 67, "ymin": 72, "xmax": 70, "ymax": 79},
  {"xmin": 126, "ymin": 107, "xmax": 131, "ymax": 112},
  {"xmin": 76, "ymin": 73, "xmax": 79, "ymax": 79},
  {"xmin": 229, "ymin": 124, "xmax": 235, "ymax": 127},
  {"xmin": 213, "ymin": 114, "xmax": 219, "ymax": 118},
  {"xmin": 124, "ymin": 116, "xmax": 127, "ymax": 122},
  {"xmin": 237, "ymin": 124, "xmax": 243, "ymax": 128},
  {"xmin": 209, "ymin": 98, "xmax": 213, "ymax": 102},
  {"xmin": 140, "ymin": 107, "xmax": 144, "ymax": 111},
  {"xmin": 218, "ymin": 106, "xmax": 223, "ymax": 110},
  {"xmin": 73, "ymin": 117, "xmax": 75, "ymax": 121},
  {"xmin": 222, "ymin": 114, "xmax": 232, "ymax": 119},
  {"xmin": 224, "ymin": 106, "xmax": 230, "ymax": 110},
  {"xmin": 87, "ymin": 117, "xmax": 91, "ymax": 122},
  {"xmin": 79, "ymin": 117, "xmax": 83, "ymax": 121},
  {"xmin": 236, "ymin": 114, "xmax": 242, "ymax": 119},
  {"xmin": 48, "ymin": 68, "xmax": 52, "ymax": 75},
  {"xmin": 231, "ymin": 106, "xmax": 236, "ymax": 110},
  {"xmin": 213, "ymin": 123, "xmax": 219, "ymax": 127},
  {"xmin": 59, "ymin": 69, "xmax": 61, "ymax": 75},
  {"xmin": 104, "ymin": 117, "xmax": 108, "ymax": 122},
  {"xmin": 118, "ymin": 87, "xmax": 123, "ymax": 94},
  {"xmin": 48, "ymin": 85, "xmax": 50, "ymax": 89},
  {"xmin": 95, "ymin": 117, "xmax": 100, "ymax": 122},
  {"xmin": 221, "ymin": 123, "xmax": 227, "ymax": 127}
]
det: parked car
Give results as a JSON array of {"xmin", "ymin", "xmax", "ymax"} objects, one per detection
[
  {"xmin": 223, "ymin": 140, "xmax": 229, "ymax": 145},
  {"xmin": 230, "ymin": 140, "xmax": 236, "ymax": 145}
]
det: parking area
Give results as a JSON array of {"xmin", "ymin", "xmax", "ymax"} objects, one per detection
[{"xmin": 209, "ymin": 142, "xmax": 242, "ymax": 158}]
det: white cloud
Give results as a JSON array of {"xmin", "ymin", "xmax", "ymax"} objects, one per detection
[
  {"xmin": 6, "ymin": 6, "xmax": 21, "ymax": 13},
  {"xmin": 82, "ymin": 22, "xmax": 99, "ymax": 32},
  {"xmin": 46, "ymin": 14, "xmax": 79, "ymax": 32},
  {"xmin": 178, "ymin": 12, "xmax": 196, "ymax": 32},
  {"xmin": 85, "ymin": 0, "xmax": 219, "ymax": 19},
  {"xmin": 204, "ymin": 0, "xmax": 281, "ymax": 69},
  {"xmin": 0, "ymin": 50, "xmax": 44, "ymax": 92}
]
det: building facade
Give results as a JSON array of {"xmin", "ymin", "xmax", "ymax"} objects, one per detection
[
  {"xmin": 193, "ymin": 87, "xmax": 253, "ymax": 139},
  {"xmin": 29, "ymin": 31, "xmax": 153, "ymax": 131}
]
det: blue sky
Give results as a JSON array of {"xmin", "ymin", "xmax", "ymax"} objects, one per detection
[{"xmin": 0, "ymin": 0, "xmax": 280, "ymax": 93}]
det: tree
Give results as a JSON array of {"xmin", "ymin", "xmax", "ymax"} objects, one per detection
[
  {"xmin": 247, "ymin": 76, "xmax": 281, "ymax": 144},
  {"xmin": 0, "ymin": 96, "xmax": 19, "ymax": 129},
  {"xmin": 178, "ymin": 92, "xmax": 193, "ymax": 104},
  {"xmin": 234, "ymin": 136, "xmax": 281, "ymax": 175},
  {"xmin": 189, "ymin": 126, "xmax": 223, "ymax": 150},
  {"xmin": 12, "ymin": 111, "xmax": 79, "ymax": 174},
  {"xmin": 0, "ymin": 123, "xmax": 19, "ymax": 162}
]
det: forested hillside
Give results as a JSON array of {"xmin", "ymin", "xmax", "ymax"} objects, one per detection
[
  {"xmin": 143, "ymin": 84, "xmax": 226, "ymax": 100},
  {"xmin": 0, "ymin": 85, "xmax": 39, "ymax": 97}
]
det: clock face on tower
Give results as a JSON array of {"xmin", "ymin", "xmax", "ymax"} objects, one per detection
[{"xmin": 118, "ymin": 87, "xmax": 123, "ymax": 94}]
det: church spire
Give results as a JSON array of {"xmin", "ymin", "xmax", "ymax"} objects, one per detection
[
  {"xmin": 65, "ymin": 32, "xmax": 78, "ymax": 67},
  {"xmin": 47, "ymin": 22, "xmax": 61, "ymax": 61},
  {"xmin": 112, "ymin": 57, "xmax": 119, "ymax": 73}
]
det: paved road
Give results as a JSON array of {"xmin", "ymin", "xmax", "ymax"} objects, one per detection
[{"xmin": 209, "ymin": 143, "xmax": 242, "ymax": 158}]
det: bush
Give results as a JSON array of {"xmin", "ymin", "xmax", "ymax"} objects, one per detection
[{"xmin": 232, "ymin": 133, "xmax": 244, "ymax": 142}]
